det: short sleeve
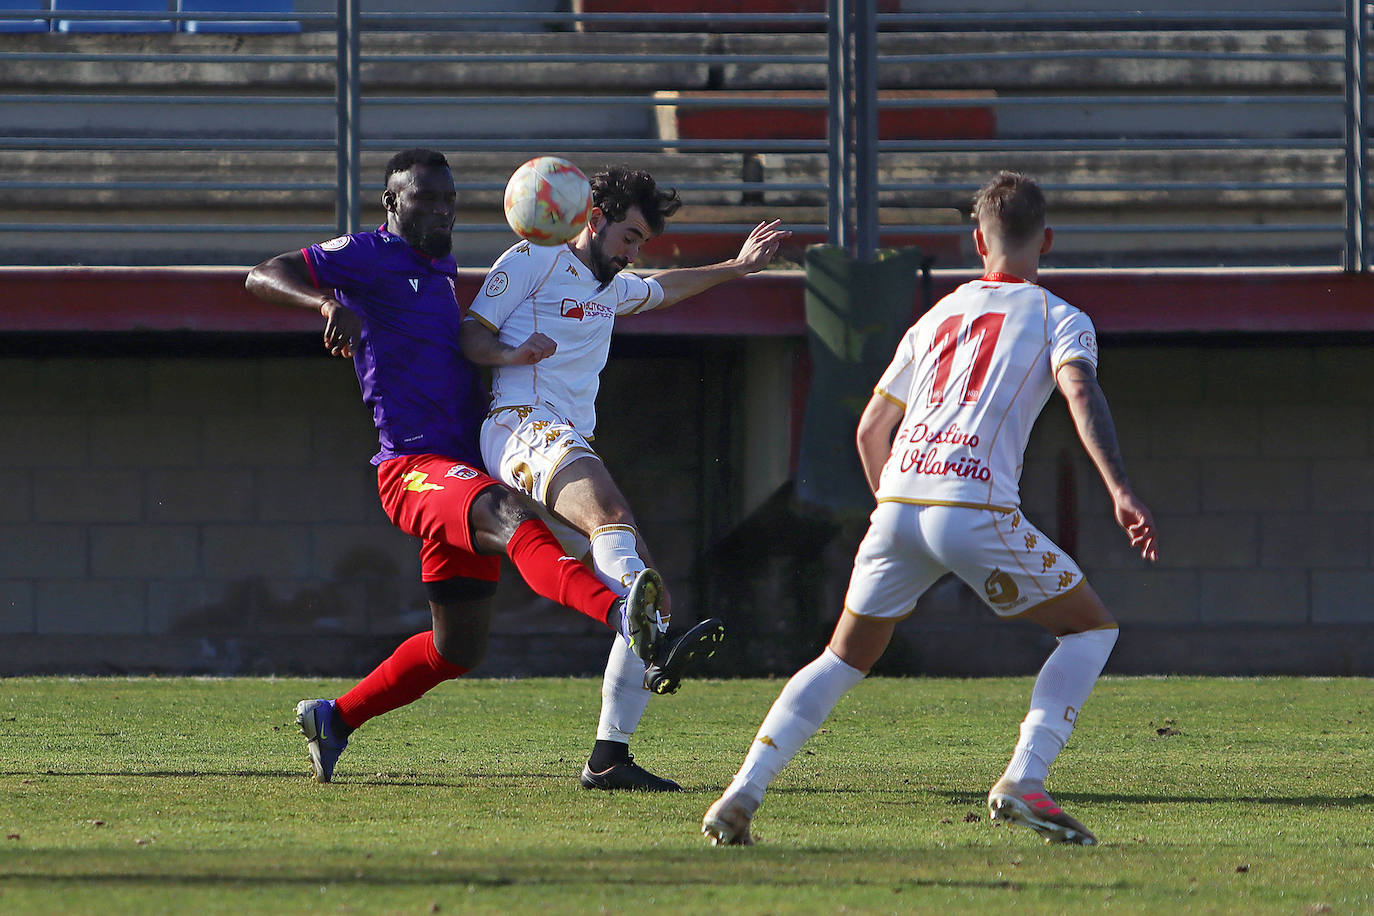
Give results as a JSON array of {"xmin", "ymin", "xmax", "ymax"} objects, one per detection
[
  {"xmin": 873, "ymin": 327, "xmax": 919, "ymax": 409},
  {"xmin": 303, "ymin": 233, "xmax": 377, "ymax": 295},
  {"xmin": 613, "ymin": 271, "xmax": 662, "ymax": 316},
  {"xmin": 1049, "ymin": 306, "xmax": 1099, "ymax": 373},
  {"xmin": 467, "ymin": 241, "xmax": 546, "ymax": 332}
]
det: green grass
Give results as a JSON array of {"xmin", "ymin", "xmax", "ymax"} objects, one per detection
[{"xmin": 1, "ymin": 676, "xmax": 1372, "ymax": 915}]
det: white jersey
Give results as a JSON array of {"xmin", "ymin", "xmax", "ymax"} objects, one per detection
[
  {"xmin": 873, "ymin": 277, "xmax": 1098, "ymax": 511},
  {"xmin": 466, "ymin": 240, "xmax": 662, "ymax": 434}
]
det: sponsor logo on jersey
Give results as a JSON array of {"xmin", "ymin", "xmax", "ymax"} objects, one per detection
[
  {"xmin": 444, "ymin": 463, "xmax": 479, "ymax": 480},
  {"xmin": 485, "ymin": 271, "xmax": 509, "ymax": 297},
  {"xmin": 984, "ymin": 569, "xmax": 1027, "ymax": 610},
  {"xmin": 559, "ymin": 298, "xmax": 615, "ymax": 320},
  {"xmin": 319, "ymin": 235, "xmax": 351, "ymax": 251},
  {"xmin": 566, "ymin": 263, "xmax": 579, "ymax": 278}
]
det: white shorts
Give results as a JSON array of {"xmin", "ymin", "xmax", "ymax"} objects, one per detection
[
  {"xmin": 480, "ymin": 403, "xmax": 598, "ymax": 508},
  {"xmin": 844, "ymin": 501, "xmax": 1086, "ymax": 620}
]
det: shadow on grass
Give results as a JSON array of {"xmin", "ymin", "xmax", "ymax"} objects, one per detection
[
  {"xmin": 940, "ymin": 789, "xmax": 1374, "ymax": 808},
  {"xmin": 0, "ymin": 848, "xmax": 1125, "ymax": 894}
]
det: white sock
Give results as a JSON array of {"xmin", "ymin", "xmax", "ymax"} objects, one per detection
[
  {"xmin": 589, "ymin": 524, "xmax": 644, "ymax": 594},
  {"xmin": 729, "ymin": 648, "xmax": 866, "ymax": 804},
  {"xmin": 594, "ymin": 634, "xmax": 652, "ymax": 743},
  {"xmin": 1001, "ymin": 627, "xmax": 1118, "ymax": 786},
  {"xmin": 589, "ymin": 526, "xmax": 656, "ymax": 744}
]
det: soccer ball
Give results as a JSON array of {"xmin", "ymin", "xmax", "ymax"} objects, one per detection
[{"xmin": 503, "ymin": 156, "xmax": 593, "ymax": 245}]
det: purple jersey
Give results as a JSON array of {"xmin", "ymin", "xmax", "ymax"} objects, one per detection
[{"xmin": 303, "ymin": 227, "xmax": 487, "ymax": 466}]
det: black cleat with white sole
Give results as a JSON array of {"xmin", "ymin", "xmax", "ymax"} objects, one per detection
[{"xmin": 642, "ymin": 617, "xmax": 726, "ymax": 695}]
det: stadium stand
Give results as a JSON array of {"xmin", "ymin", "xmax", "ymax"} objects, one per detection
[{"xmin": 0, "ymin": 14, "xmax": 1360, "ymax": 268}]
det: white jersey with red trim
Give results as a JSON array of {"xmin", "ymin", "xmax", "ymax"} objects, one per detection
[
  {"xmin": 873, "ymin": 277, "xmax": 1098, "ymax": 511},
  {"xmin": 466, "ymin": 240, "xmax": 662, "ymax": 434}
]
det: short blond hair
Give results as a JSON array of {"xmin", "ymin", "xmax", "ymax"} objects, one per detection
[{"xmin": 972, "ymin": 171, "xmax": 1046, "ymax": 246}]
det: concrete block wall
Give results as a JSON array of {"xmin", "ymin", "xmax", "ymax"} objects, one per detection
[
  {"xmin": 1, "ymin": 339, "xmax": 1370, "ymax": 676},
  {"xmin": 0, "ymin": 347, "xmax": 708, "ymax": 676}
]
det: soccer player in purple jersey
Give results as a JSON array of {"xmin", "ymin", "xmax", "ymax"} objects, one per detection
[{"xmin": 245, "ymin": 149, "xmax": 690, "ymax": 784}]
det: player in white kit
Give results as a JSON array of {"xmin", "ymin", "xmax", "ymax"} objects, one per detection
[
  {"xmin": 703, "ymin": 171, "xmax": 1158, "ymax": 846},
  {"xmin": 461, "ymin": 165, "xmax": 790, "ymax": 791}
]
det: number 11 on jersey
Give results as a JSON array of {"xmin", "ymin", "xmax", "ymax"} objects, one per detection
[{"xmin": 927, "ymin": 312, "xmax": 1006, "ymax": 408}]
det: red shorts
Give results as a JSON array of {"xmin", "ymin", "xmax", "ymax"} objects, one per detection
[{"xmin": 376, "ymin": 454, "xmax": 503, "ymax": 583}]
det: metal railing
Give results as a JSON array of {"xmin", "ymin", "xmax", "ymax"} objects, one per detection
[{"xmin": 0, "ymin": 2, "xmax": 1366, "ymax": 270}]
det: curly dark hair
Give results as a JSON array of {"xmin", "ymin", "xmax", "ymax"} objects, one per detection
[
  {"xmin": 972, "ymin": 171, "xmax": 1046, "ymax": 246},
  {"xmin": 384, "ymin": 148, "xmax": 450, "ymax": 184},
  {"xmin": 590, "ymin": 166, "xmax": 682, "ymax": 235}
]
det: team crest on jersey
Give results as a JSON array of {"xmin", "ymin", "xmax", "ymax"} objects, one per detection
[
  {"xmin": 319, "ymin": 235, "xmax": 351, "ymax": 251},
  {"xmin": 1077, "ymin": 329, "xmax": 1098, "ymax": 358},
  {"xmin": 444, "ymin": 463, "xmax": 479, "ymax": 480},
  {"xmin": 485, "ymin": 271, "xmax": 509, "ymax": 297}
]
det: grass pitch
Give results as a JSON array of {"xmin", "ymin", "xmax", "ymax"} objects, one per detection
[{"xmin": 1, "ymin": 675, "xmax": 1371, "ymax": 915}]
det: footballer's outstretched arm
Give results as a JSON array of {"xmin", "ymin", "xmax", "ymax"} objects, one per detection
[
  {"xmin": 245, "ymin": 249, "xmax": 360, "ymax": 359},
  {"xmin": 1056, "ymin": 359, "xmax": 1159, "ymax": 561},
  {"xmin": 649, "ymin": 219, "xmax": 791, "ymax": 308}
]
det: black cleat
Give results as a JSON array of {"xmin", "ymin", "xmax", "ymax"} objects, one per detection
[
  {"xmin": 579, "ymin": 755, "xmax": 682, "ymax": 792},
  {"xmin": 643, "ymin": 617, "xmax": 726, "ymax": 695}
]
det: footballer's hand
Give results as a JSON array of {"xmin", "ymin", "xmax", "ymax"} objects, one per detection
[
  {"xmin": 733, "ymin": 219, "xmax": 791, "ymax": 274},
  {"xmin": 320, "ymin": 299, "xmax": 361, "ymax": 359},
  {"xmin": 506, "ymin": 332, "xmax": 557, "ymax": 365},
  {"xmin": 1113, "ymin": 491, "xmax": 1158, "ymax": 562}
]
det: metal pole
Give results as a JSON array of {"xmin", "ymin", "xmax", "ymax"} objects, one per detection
[
  {"xmin": 852, "ymin": 0, "xmax": 878, "ymax": 261},
  {"xmin": 336, "ymin": 0, "xmax": 361, "ymax": 236},
  {"xmin": 825, "ymin": 0, "xmax": 845, "ymax": 248},
  {"xmin": 832, "ymin": 0, "xmax": 856, "ymax": 254},
  {"xmin": 1344, "ymin": 0, "xmax": 1368, "ymax": 271}
]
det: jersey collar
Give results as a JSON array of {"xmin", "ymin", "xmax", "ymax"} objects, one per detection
[{"xmin": 980, "ymin": 271, "xmax": 1031, "ymax": 284}]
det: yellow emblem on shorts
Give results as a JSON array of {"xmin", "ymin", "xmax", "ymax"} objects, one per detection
[
  {"xmin": 512, "ymin": 463, "xmax": 535, "ymax": 496},
  {"xmin": 1040, "ymin": 551, "xmax": 1059, "ymax": 572},
  {"xmin": 984, "ymin": 569, "xmax": 1022, "ymax": 609},
  {"xmin": 1024, "ymin": 533, "xmax": 1038, "ymax": 551}
]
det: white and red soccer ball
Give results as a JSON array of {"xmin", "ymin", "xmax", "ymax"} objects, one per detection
[{"xmin": 503, "ymin": 156, "xmax": 592, "ymax": 246}]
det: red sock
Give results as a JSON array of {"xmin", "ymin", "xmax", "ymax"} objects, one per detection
[
  {"xmin": 507, "ymin": 518, "xmax": 619, "ymax": 627},
  {"xmin": 334, "ymin": 631, "xmax": 468, "ymax": 729}
]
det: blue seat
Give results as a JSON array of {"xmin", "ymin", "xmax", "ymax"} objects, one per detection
[
  {"xmin": 54, "ymin": 0, "xmax": 172, "ymax": 31},
  {"xmin": 0, "ymin": 0, "xmax": 49, "ymax": 31},
  {"xmin": 179, "ymin": 0, "xmax": 297, "ymax": 32}
]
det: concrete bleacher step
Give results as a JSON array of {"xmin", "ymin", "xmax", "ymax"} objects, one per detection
[
  {"xmin": 0, "ymin": 28, "xmax": 1346, "ymax": 91},
  {"xmin": 0, "ymin": 26, "xmax": 1353, "ymax": 268}
]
